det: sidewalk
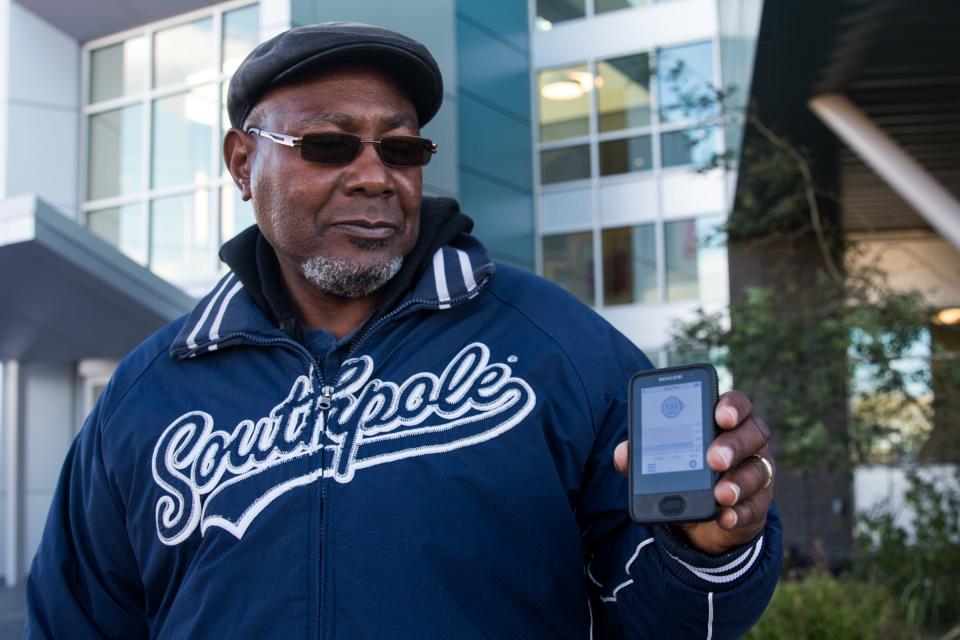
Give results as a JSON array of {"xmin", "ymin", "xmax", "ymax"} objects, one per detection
[{"xmin": 0, "ymin": 585, "xmax": 25, "ymax": 639}]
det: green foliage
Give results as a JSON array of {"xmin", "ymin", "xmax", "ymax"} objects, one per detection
[
  {"xmin": 725, "ymin": 139, "xmax": 815, "ymax": 240},
  {"xmin": 670, "ymin": 254, "xmax": 944, "ymax": 471},
  {"xmin": 856, "ymin": 469, "xmax": 960, "ymax": 633},
  {"xmin": 744, "ymin": 571, "xmax": 915, "ymax": 640}
]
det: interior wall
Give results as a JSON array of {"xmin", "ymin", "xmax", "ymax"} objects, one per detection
[{"xmin": 849, "ymin": 230, "xmax": 960, "ymax": 309}]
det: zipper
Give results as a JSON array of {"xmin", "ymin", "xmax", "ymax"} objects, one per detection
[
  {"xmin": 318, "ymin": 385, "xmax": 335, "ymax": 410},
  {"xmin": 183, "ymin": 274, "xmax": 490, "ymax": 639},
  {"xmin": 182, "ymin": 332, "xmax": 329, "ymax": 640},
  {"xmin": 316, "ymin": 348, "xmax": 341, "ymax": 638}
]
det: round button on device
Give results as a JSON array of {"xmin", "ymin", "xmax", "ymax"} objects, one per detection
[{"xmin": 658, "ymin": 496, "xmax": 686, "ymax": 516}]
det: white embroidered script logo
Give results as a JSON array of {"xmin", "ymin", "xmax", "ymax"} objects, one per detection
[{"xmin": 151, "ymin": 342, "xmax": 536, "ymax": 544}]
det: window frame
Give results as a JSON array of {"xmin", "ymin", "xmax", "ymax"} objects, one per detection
[{"xmin": 79, "ymin": 0, "xmax": 258, "ymax": 288}]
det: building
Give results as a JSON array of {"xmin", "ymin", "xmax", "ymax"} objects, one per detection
[
  {"xmin": 532, "ymin": 0, "xmax": 732, "ymax": 363},
  {"xmin": 726, "ymin": 0, "xmax": 960, "ymax": 560},
  {"xmin": 6, "ymin": 0, "xmax": 952, "ymax": 600}
]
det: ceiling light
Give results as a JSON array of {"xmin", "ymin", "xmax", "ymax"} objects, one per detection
[
  {"xmin": 540, "ymin": 71, "xmax": 595, "ymax": 101},
  {"xmin": 535, "ymin": 17, "xmax": 553, "ymax": 31},
  {"xmin": 934, "ymin": 308, "xmax": 960, "ymax": 325},
  {"xmin": 541, "ymin": 80, "xmax": 584, "ymax": 100}
]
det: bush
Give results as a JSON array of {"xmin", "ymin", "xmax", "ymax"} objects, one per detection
[
  {"xmin": 856, "ymin": 469, "xmax": 960, "ymax": 634},
  {"xmin": 744, "ymin": 571, "xmax": 914, "ymax": 640}
]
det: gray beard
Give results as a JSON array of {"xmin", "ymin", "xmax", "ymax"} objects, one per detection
[{"xmin": 301, "ymin": 255, "xmax": 403, "ymax": 299}]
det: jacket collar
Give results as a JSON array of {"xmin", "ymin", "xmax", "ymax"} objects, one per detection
[{"xmin": 170, "ymin": 232, "xmax": 494, "ymax": 360}]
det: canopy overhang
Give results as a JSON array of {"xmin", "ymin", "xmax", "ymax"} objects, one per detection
[
  {"xmin": 0, "ymin": 195, "xmax": 194, "ymax": 362},
  {"xmin": 736, "ymin": 0, "xmax": 960, "ymax": 239}
]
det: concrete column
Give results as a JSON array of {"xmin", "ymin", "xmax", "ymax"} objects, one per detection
[{"xmin": 2, "ymin": 360, "xmax": 24, "ymax": 587}]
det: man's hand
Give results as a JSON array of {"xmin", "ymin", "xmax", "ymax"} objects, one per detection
[{"xmin": 613, "ymin": 390, "xmax": 775, "ymax": 555}]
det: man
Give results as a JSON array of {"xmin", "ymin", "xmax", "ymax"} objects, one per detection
[{"xmin": 27, "ymin": 23, "xmax": 781, "ymax": 639}]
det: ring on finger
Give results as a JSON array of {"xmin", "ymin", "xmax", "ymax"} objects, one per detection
[{"xmin": 749, "ymin": 453, "xmax": 774, "ymax": 489}]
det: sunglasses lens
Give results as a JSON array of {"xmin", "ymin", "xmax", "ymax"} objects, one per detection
[
  {"xmin": 300, "ymin": 133, "xmax": 361, "ymax": 164},
  {"xmin": 380, "ymin": 136, "xmax": 433, "ymax": 167}
]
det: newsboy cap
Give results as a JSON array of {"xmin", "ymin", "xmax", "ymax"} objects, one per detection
[{"xmin": 226, "ymin": 22, "xmax": 444, "ymax": 129}]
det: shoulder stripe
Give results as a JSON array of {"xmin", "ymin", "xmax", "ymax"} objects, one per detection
[
  {"xmin": 207, "ymin": 280, "xmax": 245, "ymax": 350},
  {"xmin": 433, "ymin": 249, "xmax": 451, "ymax": 309},
  {"xmin": 186, "ymin": 273, "xmax": 235, "ymax": 350},
  {"xmin": 456, "ymin": 248, "xmax": 477, "ymax": 292}
]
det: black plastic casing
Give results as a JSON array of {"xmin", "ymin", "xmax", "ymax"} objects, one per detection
[{"xmin": 628, "ymin": 363, "xmax": 719, "ymax": 524}]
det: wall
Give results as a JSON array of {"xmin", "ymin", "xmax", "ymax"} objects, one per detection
[
  {"xmin": 0, "ymin": 0, "xmax": 80, "ymax": 583},
  {"xmin": 22, "ymin": 364, "xmax": 75, "ymax": 564},
  {"xmin": 455, "ymin": 0, "xmax": 534, "ymax": 269},
  {"xmin": 0, "ymin": 0, "xmax": 80, "ymax": 217}
]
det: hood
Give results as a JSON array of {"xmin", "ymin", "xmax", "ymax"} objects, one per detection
[{"xmin": 169, "ymin": 197, "xmax": 494, "ymax": 359}]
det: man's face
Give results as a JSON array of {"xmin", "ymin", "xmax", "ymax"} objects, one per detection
[{"xmin": 243, "ymin": 65, "xmax": 423, "ymax": 297}]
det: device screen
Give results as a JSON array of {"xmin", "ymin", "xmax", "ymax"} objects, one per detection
[
  {"xmin": 631, "ymin": 370, "xmax": 714, "ymax": 494},
  {"xmin": 640, "ymin": 381, "xmax": 704, "ymax": 475}
]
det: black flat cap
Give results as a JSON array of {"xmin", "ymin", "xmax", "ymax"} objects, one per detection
[{"xmin": 227, "ymin": 22, "xmax": 444, "ymax": 129}]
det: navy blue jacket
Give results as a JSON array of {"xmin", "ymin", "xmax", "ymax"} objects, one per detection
[{"xmin": 27, "ymin": 232, "xmax": 781, "ymax": 638}]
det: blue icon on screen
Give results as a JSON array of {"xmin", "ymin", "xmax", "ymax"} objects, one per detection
[
  {"xmin": 661, "ymin": 396, "xmax": 684, "ymax": 418},
  {"xmin": 689, "ymin": 459, "xmax": 697, "ymax": 469}
]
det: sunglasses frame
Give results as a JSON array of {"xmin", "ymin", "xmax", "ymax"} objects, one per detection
[{"xmin": 245, "ymin": 128, "xmax": 437, "ymax": 167}]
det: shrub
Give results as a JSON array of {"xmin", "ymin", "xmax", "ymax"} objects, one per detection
[
  {"xmin": 856, "ymin": 468, "xmax": 960, "ymax": 634},
  {"xmin": 744, "ymin": 571, "xmax": 914, "ymax": 640}
]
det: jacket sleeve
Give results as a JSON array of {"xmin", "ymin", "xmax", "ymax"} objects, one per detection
[
  {"xmin": 25, "ymin": 396, "xmax": 148, "ymax": 639},
  {"xmin": 578, "ymin": 375, "xmax": 783, "ymax": 639}
]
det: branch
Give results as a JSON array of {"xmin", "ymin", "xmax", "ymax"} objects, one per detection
[{"xmin": 745, "ymin": 112, "xmax": 845, "ymax": 285}]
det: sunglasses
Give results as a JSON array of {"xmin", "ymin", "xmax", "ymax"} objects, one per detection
[{"xmin": 246, "ymin": 128, "xmax": 437, "ymax": 167}]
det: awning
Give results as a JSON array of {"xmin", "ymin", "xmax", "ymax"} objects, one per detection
[
  {"xmin": 0, "ymin": 195, "xmax": 194, "ymax": 362},
  {"xmin": 737, "ymin": 0, "xmax": 960, "ymax": 237}
]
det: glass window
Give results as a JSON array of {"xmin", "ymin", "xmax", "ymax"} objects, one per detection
[
  {"xmin": 152, "ymin": 86, "xmax": 217, "ymax": 189},
  {"xmin": 87, "ymin": 204, "xmax": 146, "ymax": 264},
  {"xmin": 154, "ymin": 17, "xmax": 216, "ymax": 88},
  {"xmin": 543, "ymin": 232, "xmax": 594, "ymax": 305},
  {"xmin": 223, "ymin": 5, "xmax": 260, "ymax": 74},
  {"xmin": 89, "ymin": 37, "xmax": 146, "ymax": 103},
  {"xmin": 597, "ymin": 53, "xmax": 652, "ymax": 132},
  {"xmin": 541, "ymin": 145, "xmax": 591, "ymax": 185},
  {"xmin": 221, "ymin": 186, "xmax": 256, "ymax": 241},
  {"xmin": 696, "ymin": 215, "xmax": 727, "ymax": 301},
  {"xmin": 151, "ymin": 192, "xmax": 217, "ymax": 281},
  {"xmin": 603, "ymin": 225, "xmax": 657, "ymax": 305},
  {"xmin": 661, "ymin": 127, "xmax": 719, "ymax": 168},
  {"xmin": 657, "ymin": 41, "xmax": 715, "ymax": 123},
  {"xmin": 536, "ymin": 0, "xmax": 586, "ymax": 29},
  {"xmin": 87, "ymin": 105, "xmax": 143, "ymax": 201},
  {"xmin": 665, "ymin": 219, "xmax": 699, "ymax": 300},
  {"xmin": 600, "ymin": 136, "xmax": 652, "ymax": 176},
  {"xmin": 538, "ymin": 64, "xmax": 591, "ymax": 142},
  {"xmin": 82, "ymin": 5, "xmax": 261, "ymax": 292}
]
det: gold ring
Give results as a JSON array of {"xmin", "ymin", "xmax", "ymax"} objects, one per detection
[{"xmin": 749, "ymin": 453, "xmax": 774, "ymax": 489}]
